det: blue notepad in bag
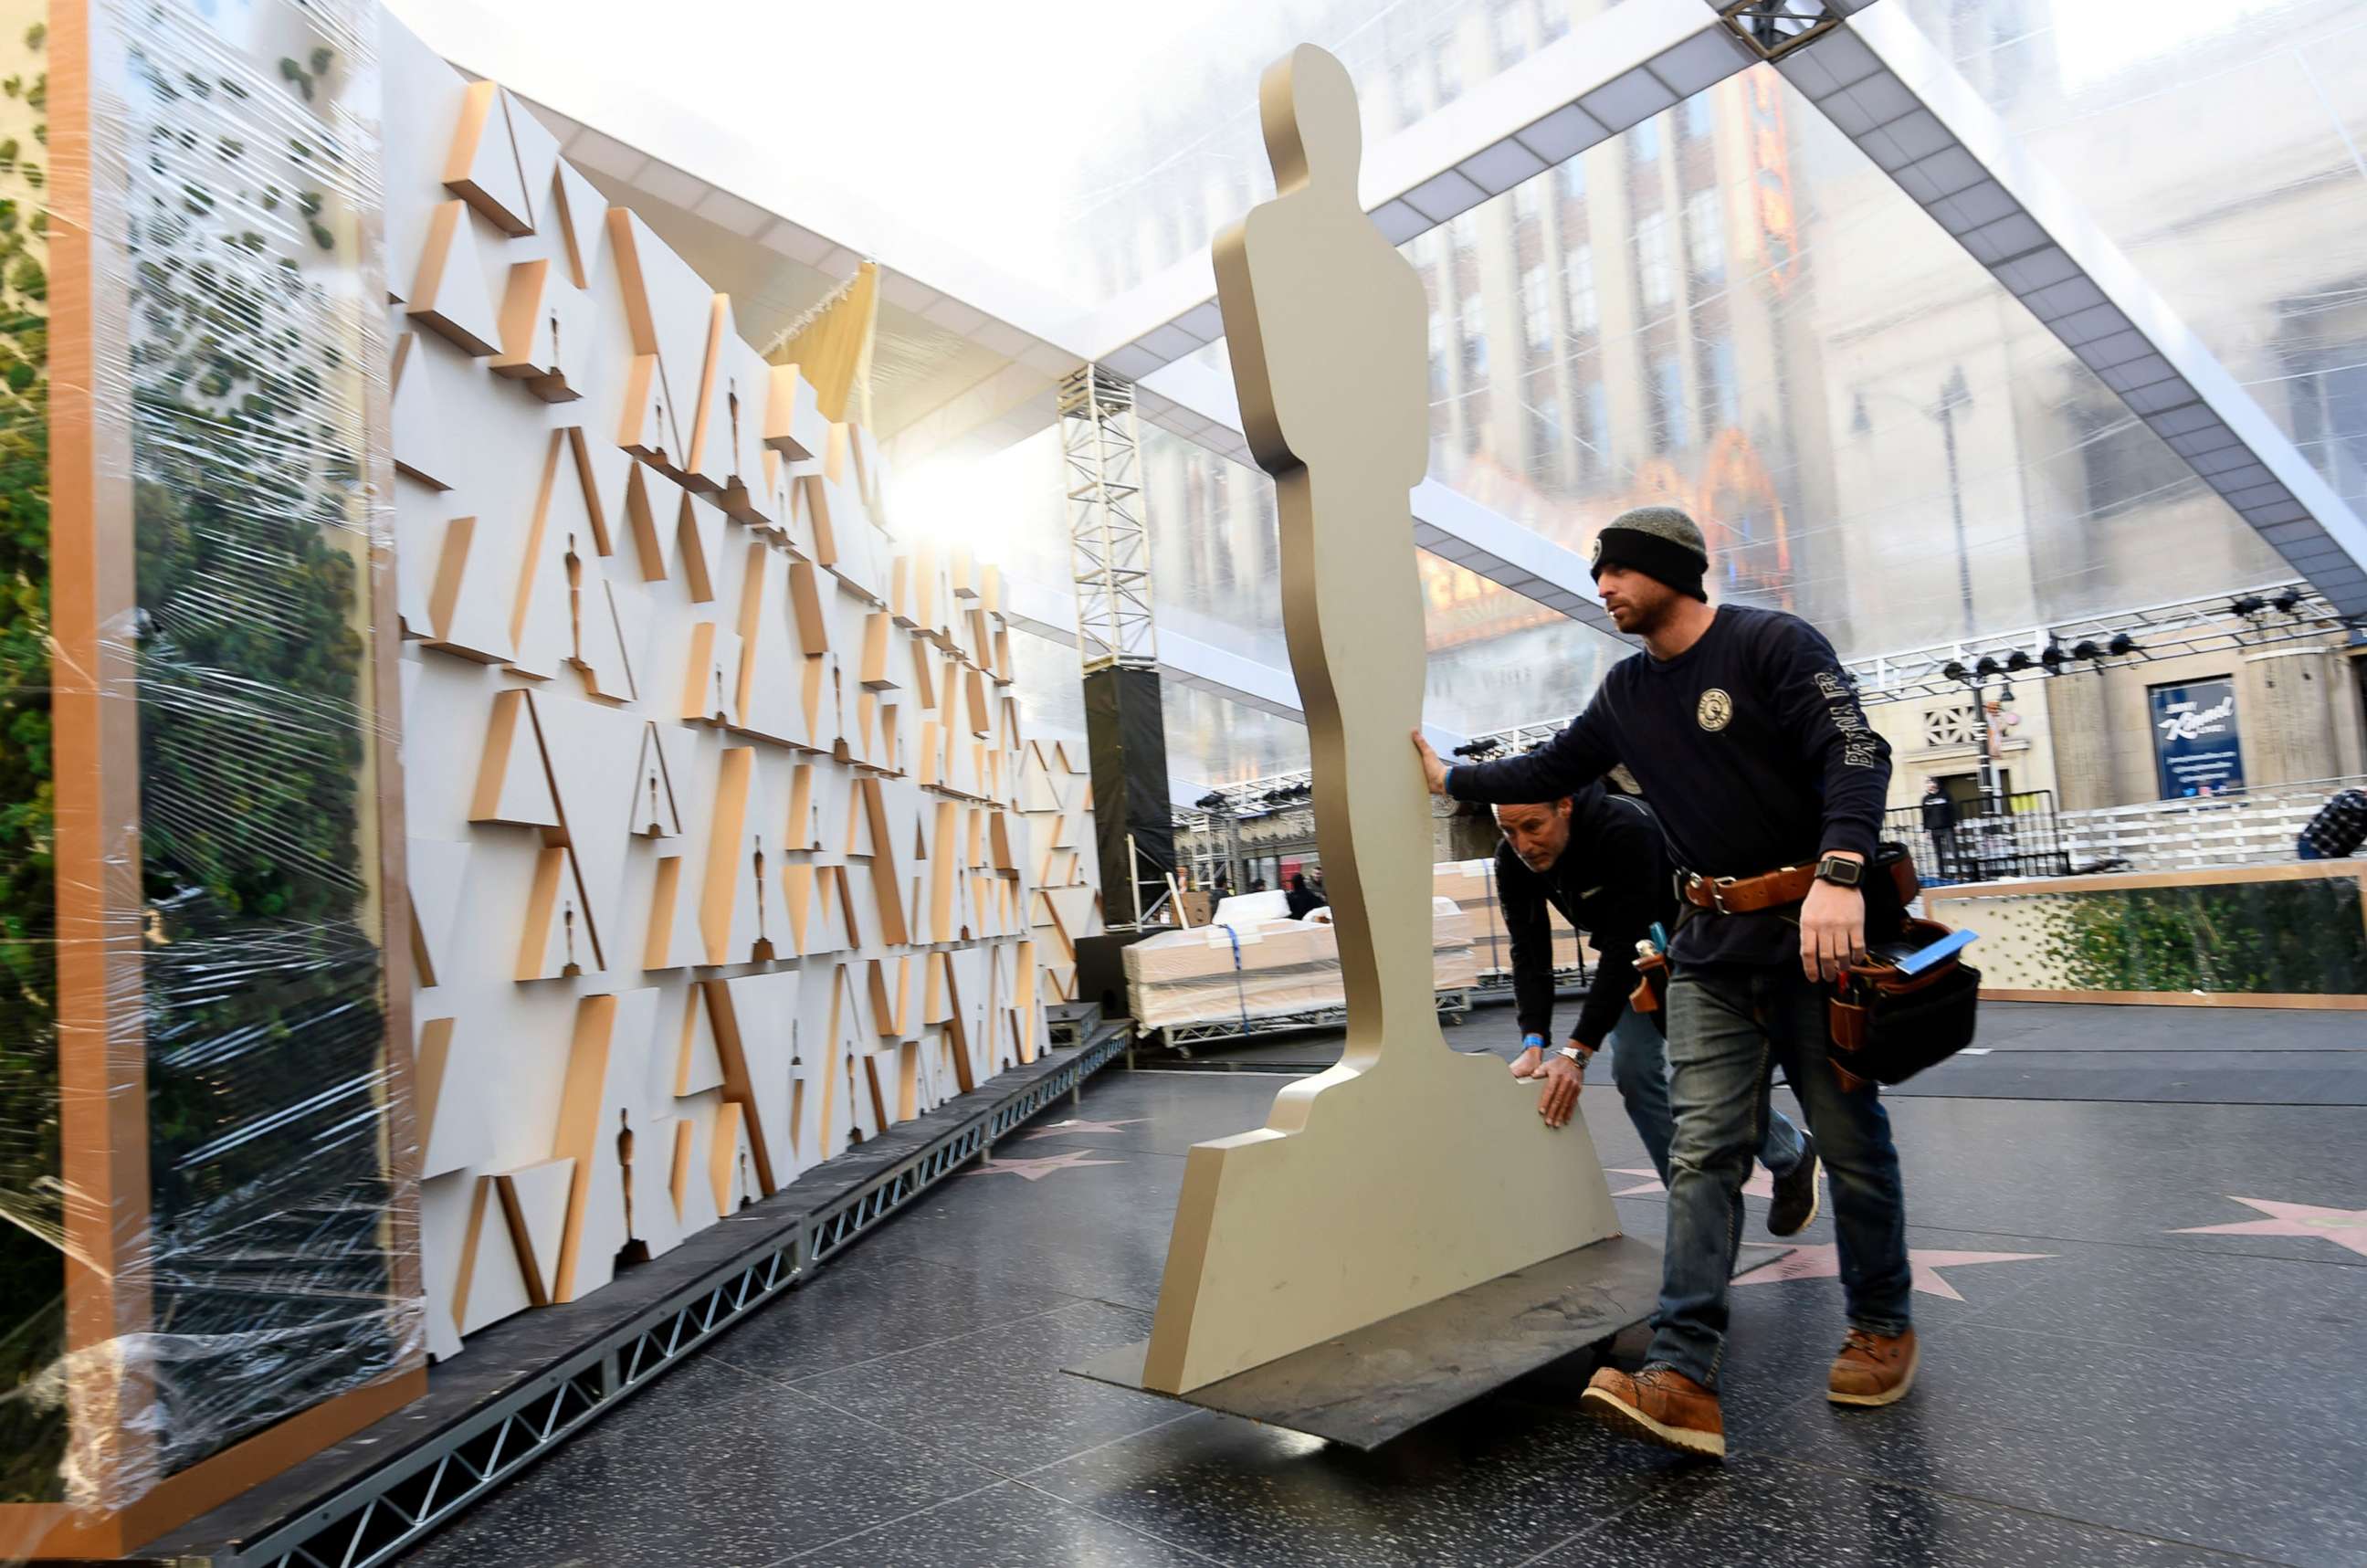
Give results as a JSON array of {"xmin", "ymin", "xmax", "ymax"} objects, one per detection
[{"xmin": 1894, "ymin": 927, "xmax": 1977, "ymax": 976}]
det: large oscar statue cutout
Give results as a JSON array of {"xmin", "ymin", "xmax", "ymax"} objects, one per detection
[{"xmin": 1136, "ymin": 46, "xmax": 1622, "ymax": 1396}]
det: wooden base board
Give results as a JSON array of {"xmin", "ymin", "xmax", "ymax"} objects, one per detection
[
  {"xmin": 0, "ymin": 1367, "xmax": 426, "ymax": 1563},
  {"xmin": 1070, "ymin": 1237, "xmax": 1788, "ymax": 1450},
  {"xmin": 1925, "ymin": 862, "xmax": 2365, "ymax": 899},
  {"xmin": 1976, "ymin": 987, "xmax": 2367, "ymax": 1010}
]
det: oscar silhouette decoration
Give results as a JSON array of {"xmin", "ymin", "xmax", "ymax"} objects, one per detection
[{"xmin": 1136, "ymin": 45, "xmax": 1621, "ymax": 1394}]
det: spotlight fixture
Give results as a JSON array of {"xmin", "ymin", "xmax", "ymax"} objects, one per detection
[
  {"xmin": 2040, "ymin": 642, "xmax": 2067, "ymax": 671},
  {"xmin": 2005, "ymin": 650, "xmax": 2032, "ymax": 672},
  {"xmin": 1941, "ymin": 660, "xmax": 1969, "ymax": 682},
  {"xmin": 2108, "ymin": 632, "xmax": 2136, "ymax": 657},
  {"xmin": 1974, "ymin": 656, "xmax": 2001, "ymax": 679},
  {"xmin": 2072, "ymin": 639, "xmax": 2102, "ymax": 661},
  {"xmin": 2230, "ymin": 595, "xmax": 2267, "ymax": 618},
  {"xmin": 2271, "ymin": 589, "xmax": 2302, "ymax": 615}
]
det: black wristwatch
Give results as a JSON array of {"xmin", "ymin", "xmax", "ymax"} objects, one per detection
[{"xmin": 1814, "ymin": 854, "xmax": 1865, "ymax": 889}]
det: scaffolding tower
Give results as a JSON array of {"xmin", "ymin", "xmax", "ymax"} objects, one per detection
[
  {"xmin": 1059, "ymin": 364, "xmax": 1155, "ymax": 671},
  {"xmin": 1057, "ymin": 363, "xmax": 1174, "ymax": 927}
]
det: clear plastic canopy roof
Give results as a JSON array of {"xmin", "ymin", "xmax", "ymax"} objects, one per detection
[
  {"xmin": 389, "ymin": 0, "xmax": 1632, "ymax": 313},
  {"xmin": 963, "ymin": 0, "xmax": 2367, "ymax": 788},
  {"xmin": 391, "ymin": 0, "xmax": 2367, "ymax": 791}
]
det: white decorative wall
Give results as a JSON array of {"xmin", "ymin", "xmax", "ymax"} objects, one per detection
[
  {"xmin": 1017, "ymin": 731, "xmax": 1105, "ymax": 1002},
  {"xmin": 384, "ymin": 21, "xmax": 1060, "ymax": 1359}
]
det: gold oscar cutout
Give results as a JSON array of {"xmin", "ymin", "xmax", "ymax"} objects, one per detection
[{"xmin": 1139, "ymin": 45, "xmax": 1620, "ymax": 1394}]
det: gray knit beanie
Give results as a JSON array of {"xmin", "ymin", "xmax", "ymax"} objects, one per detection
[{"xmin": 1589, "ymin": 505, "xmax": 1710, "ymax": 601}]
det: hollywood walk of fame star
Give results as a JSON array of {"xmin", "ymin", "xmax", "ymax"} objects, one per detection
[
  {"xmin": 2172, "ymin": 1196, "xmax": 2367, "ymax": 1258},
  {"xmin": 1732, "ymin": 1243, "xmax": 2051, "ymax": 1301},
  {"xmin": 1021, "ymin": 1117, "xmax": 1147, "ymax": 1141},
  {"xmin": 965, "ymin": 1149, "xmax": 1126, "ymax": 1183},
  {"xmin": 1606, "ymin": 1167, "xmax": 1783, "ymax": 1200}
]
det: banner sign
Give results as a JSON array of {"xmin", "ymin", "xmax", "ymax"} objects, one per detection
[{"xmin": 2149, "ymin": 679, "xmax": 2245, "ymax": 798}]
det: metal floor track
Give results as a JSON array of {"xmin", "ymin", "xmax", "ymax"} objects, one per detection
[{"xmin": 129, "ymin": 1025, "xmax": 1131, "ymax": 1568}]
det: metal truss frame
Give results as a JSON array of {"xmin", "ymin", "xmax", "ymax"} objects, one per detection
[
  {"xmin": 1059, "ymin": 364, "xmax": 1157, "ymax": 672},
  {"xmin": 195, "ymin": 1027, "xmax": 1129, "ymax": 1568},
  {"xmin": 1842, "ymin": 584, "xmax": 2351, "ymax": 708}
]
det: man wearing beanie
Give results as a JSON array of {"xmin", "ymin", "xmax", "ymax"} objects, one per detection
[{"xmin": 1413, "ymin": 505, "xmax": 1912, "ymax": 1461}]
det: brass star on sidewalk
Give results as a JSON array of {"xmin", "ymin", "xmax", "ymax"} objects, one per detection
[
  {"xmin": 1731, "ymin": 1243, "xmax": 2052, "ymax": 1301},
  {"xmin": 2173, "ymin": 1196, "xmax": 2367, "ymax": 1258},
  {"xmin": 1021, "ymin": 1117, "xmax": 1147, "ymax": 1141},
  {"xmin": 965, "ymin": 1149, "xmax": 1126, "ymax": 1182}
]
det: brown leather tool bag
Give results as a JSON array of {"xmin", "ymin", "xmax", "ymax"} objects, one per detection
[
  {"xmin": 1630, "ymin": 946, "xmax": 1671, "ymax": 1016},
  {"xmin": 1826, "ymin": 916, "xmax": 1981, "ymax": 1090}
]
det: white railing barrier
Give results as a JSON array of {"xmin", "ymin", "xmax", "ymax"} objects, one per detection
[{"xmin": 2057, "ymin": 775, "xmax": 2367, "ymax": 872}]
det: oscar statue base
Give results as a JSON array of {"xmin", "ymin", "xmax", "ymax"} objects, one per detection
[{"xmin": 1071, "ymin": 1237, "xmax": 1792, "ymax": 1450}]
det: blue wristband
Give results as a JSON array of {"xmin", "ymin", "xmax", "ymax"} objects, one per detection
[
  {"xmin": 1521, "ymin": 1033, "xmax": 1546, "ymax": 1050},
  {"xmin": 1443, "ymin": 763, "xmax": 1457, "ymax": 796}
]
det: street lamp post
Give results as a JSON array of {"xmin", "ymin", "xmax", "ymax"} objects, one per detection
[
  {"xmin": 1851, "ymin": 365, "xmax": 1977, "ymax": 639},
  {"xmin": 1935, "ymin": 365, "xmax": 1975, "ymax": 640}
]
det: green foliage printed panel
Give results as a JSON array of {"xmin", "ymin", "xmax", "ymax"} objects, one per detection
[
  {"xmin": 123, "ymin": 0, "xmax": 399, "ymax": 1482},
  {"xmin": 0, "ymin": 0, "xmax": 54, "ymax": 1509},
  {"xmin": 2033, "ymin": 878, "xmax": 2367, "ymax": 995}
]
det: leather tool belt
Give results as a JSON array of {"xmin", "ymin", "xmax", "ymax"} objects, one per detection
[
  {"xmin": 1668, "ymin": 845, "xmax": 1976, "ymax": 1089},
  {"xmin": 1677, "ymin": 845, "xmax": 1921, "ymax": 922},
  {"xmin": 1678, "ymin": 862, "xmax": 1818, "ymax": 915}
]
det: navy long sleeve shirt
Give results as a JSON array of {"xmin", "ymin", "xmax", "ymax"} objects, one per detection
[
  {"xmin": 1448, "ymin": 606, "xmax": 1891, "ymax": 968},
  {"xmin": 1495, "ymin": 784, "xmax": 1673, "ymax": 1049}
]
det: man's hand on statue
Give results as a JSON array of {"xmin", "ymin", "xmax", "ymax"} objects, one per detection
[
  {"xmin": 1801, "ymin": 877, "xmax": 1867, "ymax": 984},
  {"xmin": 1411, "ymin": 730, "xmax": 1449, "ymax": 795},
  {"xmin": 1510, "ymin": 1043, "xmax": 1544, "ymax": 1079},
  {"xmin": 1537, "ymin": 1056, "xmax": 1583, "ymax": 1129}
]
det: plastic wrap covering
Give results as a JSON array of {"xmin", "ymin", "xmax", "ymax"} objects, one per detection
[
  {"xmin": 0, "ymin": 0, "xmax": 56, "ymax": 1514},
  {"xmin": 1124, "ymin": 899, "xmax": 1477, "ymax": 1032},
  {"xmin": 2, "ymin": 0, "xmax": 415, "ymax": 1544}
]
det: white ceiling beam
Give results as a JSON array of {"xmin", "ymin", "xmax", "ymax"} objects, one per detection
[
  {"xmin": 999, "ymin": 575, "xmax": 1304, "ymax": 723},
  {"xmin": 1002, "ymin": 575, "xmax": 1469, "ymax": 761},
  {"xmin": 1073, "ymin": 0, "xmax": 1748, "ymax": 379},
  {"xmin": 1140, "ymin": 358, "xmax": 1633, "ymax": 646},
  {"xmin": 1788, "ymin": 5, "xmax": 2367, "ymax": 616}
]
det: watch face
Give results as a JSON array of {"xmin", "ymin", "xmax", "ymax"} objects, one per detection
[{"xmin": 1822, "ymin": 857, "xmax": 1864, "ymax": 887}]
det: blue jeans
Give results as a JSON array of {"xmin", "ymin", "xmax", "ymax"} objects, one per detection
[
  {"xmin": 1601, "ymin": 1005, "xmax": 1805, "ymax": 1187},
  {"xmin": 1646, "ymin": 963, "xmax": 1912, "ymax": 1390}
]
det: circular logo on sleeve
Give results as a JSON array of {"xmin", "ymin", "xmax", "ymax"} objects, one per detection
[{"xmin": 1698, "ymin": 689, "xmax": 1734, "ymax": 731}]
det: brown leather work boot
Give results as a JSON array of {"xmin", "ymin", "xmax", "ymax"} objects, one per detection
[
  {"xmin": 1579, "ymin": 1364, "xmax": 1726, "ymax": 1458},
  {"xmin": 1828, "ymin": 1325, "xmax": 1919, "ymax": 1407}
]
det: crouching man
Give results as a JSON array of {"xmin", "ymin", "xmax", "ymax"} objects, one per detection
[{"xmin": 1492, "ymin": 786, "xmax": 1818, "ymax": 1240}]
